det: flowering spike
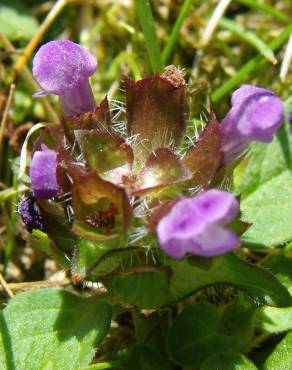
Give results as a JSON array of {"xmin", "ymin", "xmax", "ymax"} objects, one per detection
[
  {"xmin": 156, "ymin": 190, "xmax": 239, "ymax": 258},
  {"xmin": 33, "ymin": 40, "xmax": 97, "ymax": 115},
  {"xmin": 29, "ymin": 145, "xmax": 59, "ymax": 199},
  {"xmin": 220, "ymin": 85, "xmax": 284, "ymax": 163}
]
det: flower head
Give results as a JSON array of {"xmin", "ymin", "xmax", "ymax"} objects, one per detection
[
  {"xmin": 33, "ymin": 40, "xmax": 97, "ymax": 115},
  {"xmin": 157, "ymin": 190, "xmax": 239, "ymax": 258},
  {"xmin": 18, "ymin": 195, "xmax": 44, "ymax": 232},
  {"xmin": 29, "ymin": 145, "xmax": 59, "ymax": 199},
  {"xmin": 220, "ymin": 85, "xmax": 284, "ymax": 163}
]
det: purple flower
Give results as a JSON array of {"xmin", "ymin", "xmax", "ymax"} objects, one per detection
[
  {"xmin": 156, "ymin": 190, "xmax": 239, "ymax": 259},
  {"xmin": 33, "ymin": 40, "xmax": 97, "ymax": 115},
  {"xmin": 18, "ymin": 195, "xmax": 44, "ymax": 232},
  {"xmin": 30, "ymin": 145, "xmax": 59, "ymax": 199},
  {"xmin": 220, "ymin": 85, "xmax": 284, "ymax": 163}
]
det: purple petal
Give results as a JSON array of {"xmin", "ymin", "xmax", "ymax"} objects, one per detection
[
  {"xmin": 189, "ymin": 224, "xmax": 240, "ymax": 257},
  {"xmin": 32, "ymin": 40, "xmax": 97, "ymax": 115},
  {"xmin": 236, "ymin": 94, "xmax": 283, "ymax": 141},
  {"xmin": 194, "ymin": 189, "xmax": 239, "ymax": 225},
  {"xmin": 220, "ymin": 85, "xmax": 284, "ymax": 163},
  {"xmin": 157, "ymin": 198, "xmax": 205, "ymax": 241},
  {"xmin": 29, "ymin": 146, "xmax": 59, "ymax": 199},
  {"xmin": 158, "ymin": 237, "xmax": 188, "ymax": 259},
  {"xmin": 157, "ymin": 190, "xmax": 239, "ymax": 259},
  {"xmin": 33, "ymin": 40, "xmax": 97, "ymax": 94},
  {"xmin": 59, "ymin": 79, "xmax": 96, "ymax": 115},
  {"xmin": 231, "ymin": 84, "xmax": 265, "ymax": 106}
]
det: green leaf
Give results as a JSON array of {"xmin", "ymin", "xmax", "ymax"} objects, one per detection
[
  {"xmin": 72, "ymin": 237, "xmax": 126, "ymax": 280},
  {"xmin": 125, "ymin": 345, "xmax": 171, "ymax": 370},
  {"xmin": 106, "ymin": 265, "xmax": 171, "ymax": 309},
  {"xmin": 0, "ymin": 0, "xmax": 39, "ymax": 41},
  {"xmin": 105, "ymin": 253, "xmax": 291, "ymax": 309},
  {"xmin": 241, "ymin": 170, "xmax": 292, "ymax": 247},
  {"xmin": 0, "ymin": 288, "xmax": 112, "ymax": 370},
  {"xmin": 255, "ymin": 306, "xmax": 292, "ymax": 334},
  {"xmin": 268, "ymin": 255, "xmax": 292, "ymax": 295},
  {"xmin": 167, "ymin": 302, "xmax": 237, "ymax": 368},
  {"xmin": 201, "ymin": 351, "xmax": 257, "ymax": 370},
  {"xmin": 263, "ymin": 332, "xmax": 292, "ymax": 370},
  {"xmin": 237, "ymin": 122, "xmax": 292, "ymax": 247},
  {"xmin": 220, "ymin": 294, "xmax": 257, "ymax": 351},
  {"xmin": 132, "ymin": 310, "xmax": 169, "ymax": 352},
  {"xmin": 29, "ymin": 229, "xmax": 51, "ymax": 254}
]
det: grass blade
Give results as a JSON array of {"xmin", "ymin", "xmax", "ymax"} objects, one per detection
[
  {"xmin": 280, "ymin": 34, "xmax": 292, "ymax": 81},
  {"xmin": 201, "ymin": 0, "xmax": 232, "ymax": 46},
  {"xmin": 135, "ymin": 0, "xmax": 163, "ymax": 73},
  {"xmin": 162, "ymin": 0, "xmax": 194, "ymax": 64},
  {"xmin": 236, "ymin": 0, "xmax": 290, "ymax": 24},
  {"xmin": 219, "ymin": 17, "xmax": 277, "ymax": 64},
  {"xmin": 212, "ymin": 23, "xmax": 292, "ymax": 102}
]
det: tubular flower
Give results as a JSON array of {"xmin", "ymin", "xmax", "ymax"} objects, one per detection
[
  {"xmin": 156, "ymin": 190, "xmax": 239, "ymax": 259},
  {"xmin": 33, "ymin": 40, "xmax": 97, "ymax": 115},
  {"xmin": 18, "ymin": 195, "xmax": 44, "ymax": 232},
  {"xmin": 220, "ymin": 85, "xmax": 284, "ymax": 163},
  {"xmin": 29, "ymin": 145, "xmax": 59, "ymax": 199}
]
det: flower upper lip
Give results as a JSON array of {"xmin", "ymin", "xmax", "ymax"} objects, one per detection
[{"xmin": 33, "ymin": 40, "xmax": 97, "ymax": 95}]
